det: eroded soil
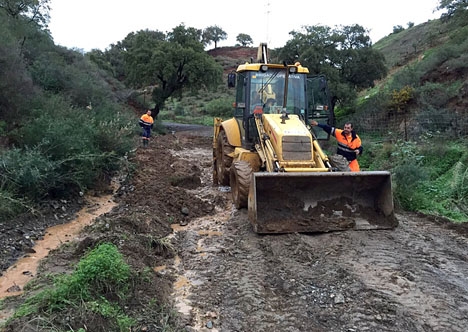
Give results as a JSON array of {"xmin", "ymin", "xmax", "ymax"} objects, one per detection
[{"xmin": 2, "ymin": 124, "xmax": 468, "ymax": 331}]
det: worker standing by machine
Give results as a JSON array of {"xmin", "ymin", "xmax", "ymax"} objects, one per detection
[{"xmin": 310, "ymin": 120, "xmax": 363, "ymax": 172}]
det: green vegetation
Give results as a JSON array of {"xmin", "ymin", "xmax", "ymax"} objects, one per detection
[
  {"xmin": 0, "ymin": 2, "xmax": 466, "ymax": 221},
  {"xmin": 1, "ymin": 242, "xmax": 181, "ymax": 331},
  {"xmin": 361, "ymin": 139, "xmax": 468, "ymax": 221},
  {"xmin": 10, "ymin": 243, "xmax": 133, "ymax": 331}
]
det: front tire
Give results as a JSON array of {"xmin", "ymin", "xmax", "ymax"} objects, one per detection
[{"xmin": 230, "ymin": 161, "xmax": 252, "ymax": 209}]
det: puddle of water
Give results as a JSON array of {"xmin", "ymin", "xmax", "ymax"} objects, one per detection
[
  {"xmin": 153, "ymin": 265, "xmax": 166, "ymax": 273},
  {"xmin": 167, "ymin": 200, "xmax": 232, "ymax": 331},
  {"xmin": 170, "ymin": 223, "xmax": 186, "ymax": 232},
  {"xmin": 174, "ymin": 275, "xmax": 189, "ymax": 290},
  {"xmin": 0, "ymin": 194, "xmax": 116, "ymax": 299}
]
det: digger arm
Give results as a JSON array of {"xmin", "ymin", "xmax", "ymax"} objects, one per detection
[{"xmin": 254, "ymin": 115, "xmax": 280, "ymax": 172}]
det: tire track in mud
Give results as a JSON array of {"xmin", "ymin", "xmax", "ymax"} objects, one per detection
[
  {"xmin": 169, "ymin": 135, "xmax": 468, "ymax": 332},
  {"xmin": 321, "ymin": 214, "xmax": 468, "ymax": 332}
]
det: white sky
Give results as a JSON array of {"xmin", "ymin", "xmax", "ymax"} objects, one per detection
[{"xmin": 48, "ymin": 0, "xmax": 443, "ymax": 52}]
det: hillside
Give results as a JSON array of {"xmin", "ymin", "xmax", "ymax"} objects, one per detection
[
  {"xmin": 373, "ymin": 18, "xmax": 468, "ymax": 118},
  {"xmin": 205, "ymin": 20, "xmax": 468, "ymax": 134},
  {"xmin": 207, "ymin": 46, "xmax": 257, "ymax": 74}
]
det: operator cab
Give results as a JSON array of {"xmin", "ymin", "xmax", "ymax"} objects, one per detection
[
  {"xmin": 231, "ymin": 66, "xmax": 308, "ymax": 148},
  {"xmin": 229, "ymin": 64, "xmax": 333, "ymax": 148}
]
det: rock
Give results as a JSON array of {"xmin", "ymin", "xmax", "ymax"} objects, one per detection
[
  {"xmin": 7, "ymin": 284, "xmax": 21, "ymax": 292},
  {"xmin": 181, "ymin": 207, "xmax": 190, "ymax": 215}
]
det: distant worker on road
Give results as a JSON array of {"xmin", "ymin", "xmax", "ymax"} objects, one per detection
[
  {"xmin": 139, "ymin": 110, "xmax": 154, "ymax": 148},
  {"xmin": 310, "ymin": 120, "xmax": 363, "ymax": 171}
]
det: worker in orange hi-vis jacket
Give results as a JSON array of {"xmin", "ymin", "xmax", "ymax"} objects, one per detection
[
  {"xmin": 138, "ymin": 110, "xmax": 154, "ymax": 148},
  {"xmin": 310, "ymin": 120, "xmax": 363, "ymax": 172}
]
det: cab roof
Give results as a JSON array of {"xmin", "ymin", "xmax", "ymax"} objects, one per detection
[{"xmin": 236, "ymin": 62, "xmax": 310, "ymax": 74}]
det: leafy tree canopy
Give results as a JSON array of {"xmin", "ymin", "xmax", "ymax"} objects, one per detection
[
  {"xmin": 276, "ymin": 24, "xmax": 387, "ymax": 109},
  {"xmin": 115, "ymin": 25, "xmax": 222, "ymax": 112},
  {"xmin": 0, "ymin": 0, "xmax": 50, "ymax": 27},
  {"xmin": 236, "ymin": 33, "xmax": 253, "ymax": 47},
  {"xmin": 202, "ymin": 25, "xmax": 227, "ymax": 49},
  {"xmin": 437, "ymin": 0, "xmax": 468, "ymax": 18}
]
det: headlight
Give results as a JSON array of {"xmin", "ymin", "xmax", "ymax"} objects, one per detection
[{"xmin": 288, "ymin": 66, "xmax": 297, "ymax": 74}]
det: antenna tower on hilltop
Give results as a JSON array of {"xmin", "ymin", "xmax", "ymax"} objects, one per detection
[{"xmin": 265, "ymin": 1, "xmax": 271, "ymax": 45}]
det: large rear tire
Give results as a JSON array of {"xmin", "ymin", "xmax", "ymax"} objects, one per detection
[
  {"xmin": 230, "ymin": 161, "xmax": 252, "ymax": 209},
  {"xmin": 215, "ymin": 131, "xmax": 234, "ymax": 185}
]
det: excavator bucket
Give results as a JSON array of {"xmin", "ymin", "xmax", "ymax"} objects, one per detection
[{"xmin": 248, "ymin": 171, "xmax": 397, "ymax": 234}]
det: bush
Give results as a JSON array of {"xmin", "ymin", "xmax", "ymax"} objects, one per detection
[
  {"xmin": 14, "ymin": 243, "xmax": 134, "ymax": 331},
  {"xmin": 379, "ymin": 139, "xmax": 468, "ymax": 220},
  {"xmin": 0, "ymin": 190, "xmax": 30, "ymax": 221},
  {"xmin": 3, "ymin": 95, "xmax": 135, "ymax": 201},
  {"xmin": 0, "ymin": 147, "xmax": 59, "ymax": 200},
  {"xmin": 205, "ymin": 97, "xmax": 234, "ymax": 118},
  {"xmin": 393, "ymin": 163, "xmax": 428, "ymax": 210},
  {"xmin": 419, "ymin": 141, "xmax": 465, "ymax": 177},
  {"xmin": 448, "ymin": 161, "xmax": 468, "ymax": 213}
]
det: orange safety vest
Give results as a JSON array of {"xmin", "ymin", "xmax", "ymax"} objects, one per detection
[
  {"xmin": 332, "ymin": 128, "xmax": 362, "ymax": 172},
  {"xmin": 140, "ymin": 114, "xmax": 154, "ymax": 126}
]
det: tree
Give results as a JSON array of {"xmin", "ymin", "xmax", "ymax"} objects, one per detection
[
  {"xmin": 392, "ymin": 25, "xmax": 404, "ymax": 34},
  {"xmin": 168, "ymin": 24, "xmax": 202, "ymax": 46},
  {"xmin": 437, "ymin": 0, "xmax": 468, "ymax": 18},
  {"xmin": 236, "ymin": 33, "xmax": 253, "ymax": 47},
  {"xmin": 121, "ymin": 29, "xmax": 166, "ymax": 87},
  {"xmin": 391, "ymin": 85, "xmax": 414, "ymax": 141},
  {"xmin": 0, "ymin": 10, "xmax": 34, "ymax": 122},
  {"xmin": 0, "ymin": 0, "xmax": 50, "ymax": 27},
  {"xmin": 276, "ymin": 24, "xmax": 387, "ymax": 110},
  {"xmin": 122, "ymin": 25, "xmax": 223, "ymax": 113},
  {"xmin": 202, "ymin": 25, "xmax": 227, "ymax": 49}
]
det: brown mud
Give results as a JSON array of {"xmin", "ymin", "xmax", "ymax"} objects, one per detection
[{"xmin": 0, "ymin": 194, "xmax": 116, "ymax": 298}]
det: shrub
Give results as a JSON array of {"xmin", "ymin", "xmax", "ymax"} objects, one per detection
[
  {"xmin": 8, "ymin": 95, "xmax": 135, "ymax": 198},
  {"xmin": 14, "ymin": 243, "xmax": 134, "ymax": 331},
  {"xmin": 0, "ymin": 190, "xmax": 30, "ymax": 221},
  {"xmin": 448, "ymin": 161, "xmax": 468, "ymax": 212},
  {"xmin": 393, "ymin": 163, "xmax": 428, "ymax": 210},
  {"xmin": 0, "ymin": 147, "xmax": 59, "ymax": 200},
  {"xmin": 205, "ymin": 97, "xmax": 233, "ymax": 118}
]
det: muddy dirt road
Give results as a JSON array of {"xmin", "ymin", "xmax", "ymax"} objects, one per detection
[
  {"xmin": 2, "ymin": 124, "xmax": 468, "ymax": 331},
  {"xmin": 165, "ymin": 126, "xmax": 468, "ymax": 332}
]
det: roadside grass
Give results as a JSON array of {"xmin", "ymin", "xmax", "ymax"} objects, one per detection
[
  {"xmin": 2, "ymin": 242, "xmax": 182, "ymax": 332},
  {"xmin": 361, "ymin": 138, "xmax": 468, "ymax": 222},
  {"xmin": 8, "ymin": 243, "xmax": 133, "ymax": 331}
]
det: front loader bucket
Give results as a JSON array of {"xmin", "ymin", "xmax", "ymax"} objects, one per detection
[{"xmin": 248, "ymin": 171, "xmax": 397, "ymax": 234}]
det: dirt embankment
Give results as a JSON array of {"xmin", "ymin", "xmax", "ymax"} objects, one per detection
[{"xmin": 2, "ymin": 124, "xmax": 468, "ymax": 331}]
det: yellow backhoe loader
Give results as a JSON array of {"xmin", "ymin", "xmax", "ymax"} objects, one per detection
[{"xmin": 213, "ymin": 44, "xmax": 397, "ymax": 234}]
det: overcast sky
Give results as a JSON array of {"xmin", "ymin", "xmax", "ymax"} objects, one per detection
[{"xmin": 48, "ymin": 0, "xmax": 443, "ymax": 52}]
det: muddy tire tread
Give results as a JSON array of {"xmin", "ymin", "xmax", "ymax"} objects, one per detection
[
  {"xmin": 230, "ymin": 161, "xmax": 252, "ymax": 209},
  {"xmin": 215, "ymin": 131, "xmax": 234, "ymax": 186}
]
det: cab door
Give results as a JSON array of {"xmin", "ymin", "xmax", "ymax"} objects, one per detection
[{"xmin": 306, "ymin": 75, "xmax": 335, "ymax": 140}]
